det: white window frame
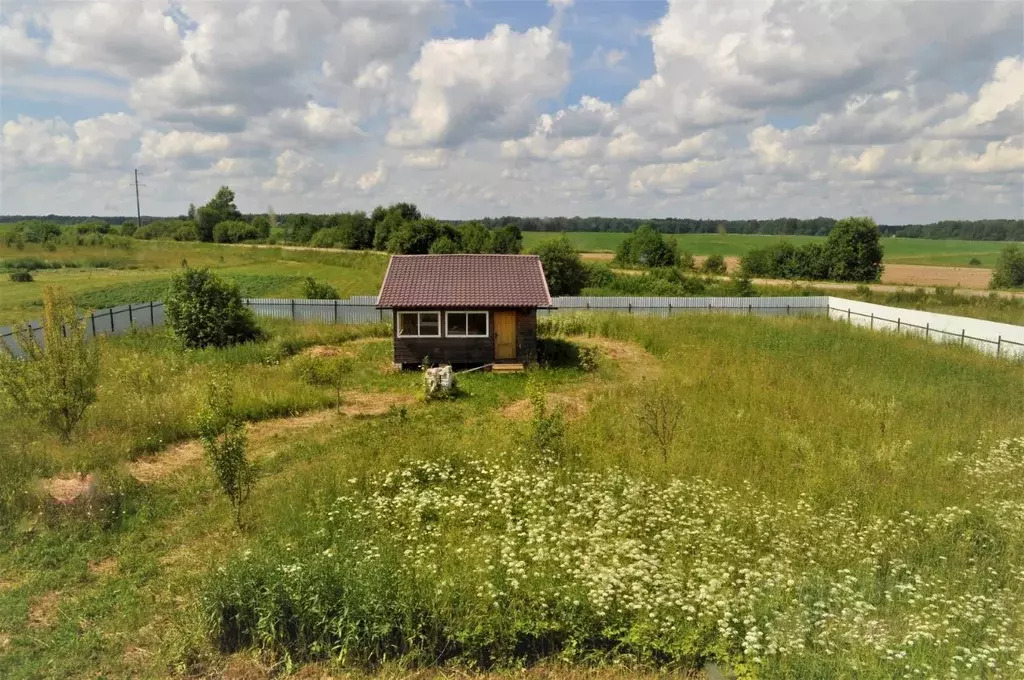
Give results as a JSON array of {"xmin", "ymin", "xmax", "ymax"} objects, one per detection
[
  {"xmin": 396, "ymin": 311, "xmax": 441, "ymax": 338},
  {"xmin": 445, "ymin": 311, "xmax": 490, "ymax": 338}
]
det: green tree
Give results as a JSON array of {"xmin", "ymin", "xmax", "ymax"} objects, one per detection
[
  {"xmin": 701, "ymin": 254, "xmax": 727, "ymax": 275},
  {"xmin": 457, "ymin": 221, "xmax": 493, "ymax": 253},
  {"xmin": 194, "ymin": 381, "xmax": 254, "ymax": 527},
  {"xmin": 824, "ymin": 217, "xmax": 884, "ymax": 282},
  {"xmin": 251, "ymin": 215, "xmax": 270, "ymax": 239},
  {"xmin": 990, "ymin": 244, "xmax": 1024, "ymax": 289},
  {"xmin": 532, "ymin": 235, "xmax": 587, "ymax": 295},
  {"xmin": 491, "ymin": 224, "xmax": 523, "ymax": 253},
  {"xmin": 165, "ymin": 267, "xmax": 261, "ymax": 349},
  {"xmin": 615, "ymin": 225, "xmax": 678, "ymax": 267},
  {"xmin": 429, "ymin": 235, "xmax": 459, "ymax": 254},
  {"xmin": 195, "ymin": 187, "xmax": 242, "ymax": 242},
  {"xmin": 0, "ymin": 287, "xmax": 100, "ymax": 441},
  {"xmin": 388, "ymin": 219, "xmax": 454, "ymax": 254}
]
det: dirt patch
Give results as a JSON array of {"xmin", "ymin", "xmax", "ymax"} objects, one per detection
[
  {"xmin": 88, "ymin": 557, "xmax": 118, "ymax": 577},
  {"xmin": 502, "ymin": 390, "xmax": 592, "ymax": 421},
  {"xmin": 28, "ymin": 591, "xmax": 61, "ymax": 629},
  {"xmin": 128, "ymin": 392, "xmax": 415, "ymax": 483},
  {"xmin": 41, "ymin": 473, "xmax": 96, "ymax": 504},
  {"xmin": 128, "ymin": 441, "xmax": 202, "ymax": 483},
  {"xmin": 880, "ymin": 264, "xmax": 992, "ymax": 289},
  {"xmin": 303, "ymin": 337, "xmax": 388, "ymax": 359},
  {"xmin": 581, "ymin": 252, "xmax": 615, "ymax": 262}
]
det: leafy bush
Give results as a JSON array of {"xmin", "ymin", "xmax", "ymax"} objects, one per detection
[
  {"xmin": 491, "ymin": 224, "xmax": 523, "ymax": 254},
  {"xmin": 523, "ymin": 380, "xmax": 569, "ymax": 462},
  {"xmin": 678, "ymin": 251, "xmax": 695, "ymax": 271},
  {"xmin": 9, "ymin": 271, "xmax": 33, "ymax": 282},
  {"xmin": 701, "ymin": 253, "xmax": 727, "ymax": 275},
  {"xmin": 614, "ymin": 225, "xmax": 678, "ymax": 268},
  {"xmin": 428, "ymin": 235, "xmax": 458, "ymax": 254},
  {"xmin": 292, "ymin": 355, "xmax": 351, "ymax": 410},
  {"xmin": 2, "ymin": 256, "xmax": 57, "ymax": 271},
  {"xmin": 990, "ymin": 245, "xmax": 1024, "ymax": 289},
  {"xmin": 193, "ymin": 381, "xmax": 254, "ymax": 527},
  {"xmin": 532, "ymin": 235, "xmax": 587, "ymax": 295},
  {"xmin": 739, "ymin": 218, "xmax": 882, "ymax": 282},
  {"xmin": 968, "ymin": 257, "xmax": 982, "ymax": 267},
  {"xmin": 165, "ymin": 267, "xmax": 262, "ymax": 349},
  {"xmin": 0, "ymin": 287, "xmax": 100, "ymax": 441},
  {"xmin": 301, "ymin": 277, "xmax": 339, "ymax": 300},
  {"xmin": 583, "ymin": 262, "xmax": 615, "ymax": 288},
  {"xmin": 309, "ymin": 227, "xmax": 343, "ymax": 248}
]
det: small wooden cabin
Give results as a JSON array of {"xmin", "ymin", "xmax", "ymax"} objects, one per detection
[{"xmin": 376, "ymin": 254, "xmax": 552, "ymax": 369}]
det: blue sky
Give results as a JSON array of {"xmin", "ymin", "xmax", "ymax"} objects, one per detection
[{"xmin": 1, "ymin": 0, "xmax": 1021, "ymax": 221}]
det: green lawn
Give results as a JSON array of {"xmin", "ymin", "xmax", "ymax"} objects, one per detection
[
  {"xmin": 522, "ymin": 232, "xmax": 1019, "ymax": 267},
  {"xmin": 1, "ymin": 314, "xmax": 1023, "ymax": 677}
]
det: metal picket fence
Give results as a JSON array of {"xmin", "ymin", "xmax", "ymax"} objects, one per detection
[{"xmin": 2, "ymin": 295, "xmax": 1021, "ymax": 360}]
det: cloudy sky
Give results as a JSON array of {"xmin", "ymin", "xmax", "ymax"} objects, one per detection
[{"xmin": 1, "ymin": 0, "xmax": 1022, "ymax": 222}]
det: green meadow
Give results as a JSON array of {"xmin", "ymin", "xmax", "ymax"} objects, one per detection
[{"xmin": 1, "ymin": 311, "xmax": 1023, "ymax": 677}]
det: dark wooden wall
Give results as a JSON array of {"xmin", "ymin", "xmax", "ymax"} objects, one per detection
[{"xmin": 391, "ymin": 308, "xmax": 539, "ymax": 367}]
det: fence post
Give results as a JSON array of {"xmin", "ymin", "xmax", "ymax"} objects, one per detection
[
  {"xmin": 897, "ymin": 318, "xmax": 900, "ymax": 332},
  {"xmin": 925, "ymin": 323, "xmax": 929, "ymax": 339},
  {"xmin": 961, "ymin": 329, "xmax": 965, "ymax": 346},
  {"xmin": 628, "ymin": 303, "xmax": 632, "ymax": 314},
  {"xmin": 997, "ymin": 336, "xmax": 1002, "ymax": 358},
  {"xmin": 149, "ymin": 301, "xmax": 155, "ymax": 327},
  {"xmin": 90, "ymin": 313, "xmax": 96, "ymax": 338},
  {"xmin": 110, "ymin": 308, "xmax": 115, "ymax": 334},
  {"xmin": 291, "ymin": 299, "xmax": 295, "ymax": 321},
  {"xmin": 128, "ymin": 304, "xmax": 134, "ymax": 328},
  {"xmin": 870, "ymin": 313, "xmax": 874, "ymax": 329},
  {"xmin": 334, "ymin": 299, "xmax": 338, "ymax": 324},
  {"xmin": 748, "ymin": 304, "xmax": 752, "ymax": 315},
  {"xmin": 848, "ymin": 308, "xmax": 851, "ymax": 322},
  {"xmin": 787, "ymin": 304, "xmax": 790, "ymax": 315}
]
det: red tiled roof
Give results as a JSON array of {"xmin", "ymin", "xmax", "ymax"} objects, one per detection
[{"xmin": 377, "ymin": 254, "xmax": 552, "ymax": 308}]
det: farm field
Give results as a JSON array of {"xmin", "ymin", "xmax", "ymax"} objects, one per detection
[
  {"xmin": 522, "ymin": 231, "xmax": 1018, "ymax": 268},
  {"xmin": 3, "ymin": 240, "xmax": 1024, "ymax": 327},
  {"xmin": 1, "ymin": 312, "xmax": 1023, "ymax": 678}
]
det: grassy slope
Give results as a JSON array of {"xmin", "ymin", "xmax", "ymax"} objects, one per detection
[
  {"xmin": 0, "ymin": 242, "xmax": 387, "ymax": 324},
  {"xmin": 1, "ymin": 314, "xmax": 1023, "ymax": 677},
  {"xmin": 521, "ymin": 232, "xmax": 1019, "ymax": 267}
]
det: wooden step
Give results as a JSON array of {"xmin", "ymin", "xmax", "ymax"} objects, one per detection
[{"xmin": 491, "ymin": 363, "xmax": 524, "ymax": 373}]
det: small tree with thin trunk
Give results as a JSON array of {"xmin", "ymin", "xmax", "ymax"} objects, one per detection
[
  {"xmin": 194, "ymin": 380, "xmax": 255, "ymax": 527},
  {"xmin": 0, "ymin": 286, "xmax": 100, "ymax": 442},
  {"xmin": 631, "ymin": 380, "xmax": 682, "ymax": 464}
]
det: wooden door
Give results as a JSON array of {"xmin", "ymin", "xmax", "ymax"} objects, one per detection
[{"xmin": 494, "ymin": 310, "xmax": 517, "ymax": 360}]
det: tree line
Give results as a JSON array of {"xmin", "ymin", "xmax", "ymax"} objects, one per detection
[{"xmin": 3, "ymin": 206, "xmax": 1021, "ymax": 242}]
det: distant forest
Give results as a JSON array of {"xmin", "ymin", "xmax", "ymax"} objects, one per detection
[{"xmin": 1, "ymin": 214, "xmax": 1021, "ymax": 242}]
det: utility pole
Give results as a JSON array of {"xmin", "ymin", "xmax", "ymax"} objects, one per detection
[{"xmin": 131, "ymin": 169, "xmax": 145, "ymax": 229}]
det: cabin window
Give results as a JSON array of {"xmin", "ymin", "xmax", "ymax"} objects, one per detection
[
  {"xmin": 397, "ymin": 311, "xmax": 440, "ymax": 337},
  {"xmin": 446, "ymin": 311, "xmax": 489, "ymax": 337}
]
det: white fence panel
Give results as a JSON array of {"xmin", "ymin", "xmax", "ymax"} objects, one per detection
[{"xmin": 827, "ymin": 297, "xmax": 1024, "ymax": 359}]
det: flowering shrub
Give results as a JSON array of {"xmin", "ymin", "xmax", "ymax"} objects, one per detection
[{"xmin": 203, "ymin": 440, "xmax": 1024, "ymax": 675}]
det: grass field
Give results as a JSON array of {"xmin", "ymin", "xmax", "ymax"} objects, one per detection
[
  {"xmin": 0, "ymin": 241, "xmax": 387, "ymax": 324},
  {"xmin": 1, "ymin": 312, "xmax": 1023, "ymax": 677},
  {"xmin": 521, "ymin": 232, "xmax": 1019, "ymax": 267}
]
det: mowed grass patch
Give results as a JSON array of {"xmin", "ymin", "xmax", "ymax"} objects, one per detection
[{"xmin": 521, "ymin": 232, "xmax": 1019, "ymax": 267}]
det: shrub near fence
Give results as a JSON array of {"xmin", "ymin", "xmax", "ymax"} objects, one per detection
[{"xmin": 2, "ymin": 296, "xmax": 1022, "ymax": 360}]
